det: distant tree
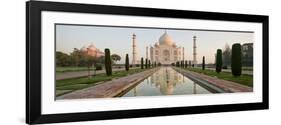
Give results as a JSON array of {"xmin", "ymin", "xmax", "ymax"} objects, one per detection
[
  {"xmin": 96, "ymin": 56, "xmax": 105, "ymax": 64},
  {"xmin": 125, "ymin": 54, "xmax": 129, "ymax": 71},
  {"xmin": 185, "ymin": 60, "xmax": 188, "ymax": 68},
  {"xmin": 104, "ymin": 48, "xmax": 112, "ymax": 76},
  {"xmin": 189, "ymin": 60, "xmax": 191, "ymax": 67},
  {"xmin": 141, "ymin": 57, "xmax": 144, "ymax": 69},
  {"xmin": 111, "ymin": 54, "xmax": 121, "ymax": 64},
  {"xmin": 148, "ymin": 60, "xmax": 151, "ymax": 68},
  {"xmin": 202, "ymin": 56, "xmax": 205, "ymax": 70},
  {"xmin": 223, "ymin": 44, "xmax": 231, "ymax": 67},
  {"xmin": 86, "ymin": 55, "xmax": 96, "ymax": 78},
  {"xmin": 231, "ymin": 43, "xmax": 242, "ymax": 76},
  {"xmin": 70, "ymin": 48, "xmax": 80, "ymax": 66},
  {"xmin": 216, "ymin": 49, "xmax": 223, "ymax": 73},
  {"xmin": 56, "ymin": 51, "xmax": 71, "ymax": 67}
]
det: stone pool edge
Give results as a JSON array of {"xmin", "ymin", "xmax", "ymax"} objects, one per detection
[
  {"xmin": 57, "ymin": 67, "xmax": 160, "ymax": 100},
  {"xmin": 172, "ymin": 67, "xmax": 253, "ymax": 93}
]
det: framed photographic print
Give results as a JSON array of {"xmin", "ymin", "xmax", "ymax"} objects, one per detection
[{"xmin": 26, "ymin": 1, "xmax": 269, "ymax": 124}]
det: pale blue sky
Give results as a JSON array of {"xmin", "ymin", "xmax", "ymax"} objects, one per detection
[{"xmin": 56, "ymin": 24, "xmax": 254, "ymax": 64}]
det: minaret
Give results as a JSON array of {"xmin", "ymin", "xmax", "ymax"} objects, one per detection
[
  {"xmin": 193, "ymin": 36, "xmax": 197, "ymax": 66},
  {"xmin": 182, "ymin": 47, "xmax": 185, "ymax": 61},
  {"xmin": 132, "ymin": 33, "xmax": 137, "ymax": 65},
  {"xmin": 146, "ymin": 46, "xmax": 148, "ymax": 59}
]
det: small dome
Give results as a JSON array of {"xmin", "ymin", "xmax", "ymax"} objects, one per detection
[
  {"xmin": 81, "ymin": 46, "xmax": 87, "ymax": 51},
  {"xmin": 159, "ymin": 32, "xmax": 173, "ymax": 46},
  {"xmin": 154, "ymin": 42, "xmax": 159, "ymax": 47}
]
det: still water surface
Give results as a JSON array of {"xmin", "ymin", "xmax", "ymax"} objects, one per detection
[{"xmin": 122, "ymin": 67, "xmax": 212, "ymax": 97}]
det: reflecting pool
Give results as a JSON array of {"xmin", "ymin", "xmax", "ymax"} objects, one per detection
[{"xmin": 122, "ymin": 67, "xmax": 212, "ymax": 97}]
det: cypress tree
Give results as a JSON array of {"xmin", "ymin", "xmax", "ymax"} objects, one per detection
[
  {"xmin": 216, "ymin": 49, "xmax": 223, "ymax": 73},
  {"xmin": 141, "ymin": 57, "xmax": 144, "ymax": 69},
  {"xmin": 148, "ymin": 60, "xmax": 151, "ymax": 68},
  {"xmin": 179, "ymin": 61, "xmax": 181, "ymax": 67},
  {"xmin": 189, "ymin": 60, "xmax": 191, "ymax": 67},
  {"xmin": 125, "ymin": 54, "xmax": 129, "ymax": 71},
  {"xmin": 202, "ymin": 56, "xmax": 205, "ymax": 70},
  {"xmin": 104, "ymin": 48, "xmax": 112, "ymax": 76},
  {"xmin": 231, "ymin": 43, "xmax": 242, "ymax": 76},
  {"xmin": 145, "ymin": 58, "xmax": 148, "ymax": 69},
  {"xmin": 185, "ymin": 60, "xmax": 188, "ymax": 68},
  {"xmin": 180, "ymin": 61, "xmax": 182, "ymax": 68},
  {"xmin": 181, "ymin": 61, "xmax": 183, "ymax": 68}
]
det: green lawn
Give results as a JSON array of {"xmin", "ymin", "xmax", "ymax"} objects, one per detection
[
  {"xmin": 184, "ymin": 68, "xmax": 253, "ymax": 87},
  {"xmin": 56, "ymin": 67, "xmax": 97, "ymax": 73},
  {"xmin": 56, "ymin": 68, "xmax": 147, "ymax": 97}
]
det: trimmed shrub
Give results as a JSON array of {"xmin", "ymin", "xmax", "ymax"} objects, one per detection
[
  {"xmin": 216, "ymin": 49, "xmax": 222, "ymax": 73},
  {"xmin": 231, "ymin": 43, "xmax": 242, "ymax": 76},
  {"xmin": 141, "ymin": 57, "xmax": 144, "ymax": 69},
  {"xmin": 125, "ymin": 54, "xmax": 129, "ymax": 71},
  {"xmin": 104, "ymin": 48, "xmax": 112, "ymax": 76},
  {"xmin": 202, "ymin": 56, "xmax": 205, "ymax": 70},
  {"xmin": 180, "ymin": 61, "xmax": 183, "ymax": 68},
  {"xmin": 95, "ymin": 63, "xmax": 102, "ymax": 70},
  {"xmin": 145, "ymin": 58, "xmax": 148, "ymax": 69}
]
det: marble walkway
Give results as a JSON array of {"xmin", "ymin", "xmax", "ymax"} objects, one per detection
[{"xmin": 57, "ymin": 68, "xmax": 159, "ymax": 100}]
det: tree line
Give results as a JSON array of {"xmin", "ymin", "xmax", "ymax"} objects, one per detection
[{"xmin": 56, "ymin": 48, "xmax": 121, "ymax": 68}]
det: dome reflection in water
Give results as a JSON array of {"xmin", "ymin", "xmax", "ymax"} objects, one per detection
[{"xmin": 122, "ymin": 67, "xmax": 212, "ymax": 97}]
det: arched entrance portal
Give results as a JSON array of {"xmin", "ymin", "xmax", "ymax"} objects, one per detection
[{"xmin": 163, "ymin": 50, "xmax": 170, "ymax": 64}]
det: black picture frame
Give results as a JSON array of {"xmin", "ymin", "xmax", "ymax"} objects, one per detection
[{"xmin": 26, "ymin": 1, "xmax": 269, "ymax": 124}]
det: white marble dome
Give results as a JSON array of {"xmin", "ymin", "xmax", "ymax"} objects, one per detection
[{"xmin": 159, "ymin": 32, "xmax": 173, "ymax": 46}]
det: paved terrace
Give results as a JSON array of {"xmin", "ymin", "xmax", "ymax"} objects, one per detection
[
  {"xmin": 57, "ymin": 68, "xmax": 159, "ymax": 99},
  {"xmin": 173, "ymin": 67, "xmax": 253, "ymax": 93}
]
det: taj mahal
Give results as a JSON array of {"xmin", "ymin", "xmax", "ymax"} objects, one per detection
[{"xmin": 132, "ymin": 31, "xmax": 198, "ymax": 65}]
